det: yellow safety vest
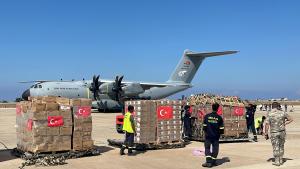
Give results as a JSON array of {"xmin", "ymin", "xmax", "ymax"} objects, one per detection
[
  {"xmin": 255, "ymin": 117, "xmax": 262, "ymax": 129},
  {"xmin": 123, "ymin": 112, "xmax": 134, "ymax": 133}
]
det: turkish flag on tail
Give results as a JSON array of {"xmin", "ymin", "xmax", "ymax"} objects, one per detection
[
  {"xmin": 233, "ymin": 107, "xmax": 245, "ymax": 116},
  {"xmin": 75, "ymin": 106, "xmax": 91, "ymax": 118},
  {"xmin": 48, "ymin": 116, "xmax": 64, "ymax": 127},
  {"xmin": 157, "ymin": 106, "xmax": 173, "ymax": 120}
]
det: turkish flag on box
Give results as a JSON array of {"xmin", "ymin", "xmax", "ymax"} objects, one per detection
[
  {"xmin": 189, "ymin": 107, "xmax": 193, "ymax": 114},
  {"xmin": 48, "ymin": 116, "xmax": 64, "ymax": 127},
  {"xmin": 157, "ymin": 106, "xmax": 173, "ymax": 120},
  {"xmin": 16, "ymin": 105, "xmax": 22, "ymax": 116},
  {"xmin": 197, "ymin": 108, "xmax": 205, "ymax": 119},
  {"xmin": 217, "ymin": 106, "xmax": 223, "ymax": 115},
  {"xmin": 75, "ymin": 106, "xmax": 91, "ymax": 118},
  {"xmin": 233, "ymin": 107, "xmax": 245, "ymax": 116},
  {"xmin": 27, "ymin": 119, "xmax": 33, "ymax": 131}
]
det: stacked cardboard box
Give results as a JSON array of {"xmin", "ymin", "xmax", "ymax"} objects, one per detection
[
  {"xmin": 126, "ymin": 101, "xmax": 157, "ymax": 144},
  {"xmin": 187, "ymin": 94, "xmax": 248, "ymax": 141},
  {"xmin": 156, "ymin": 100, "xmax": 182, "ymax": 143},
  {"xmin": 16, "ymin": 96, "xmax": 93, "ymax": 153},
  {"xmin": 70, "ymin": 98, "xmax": 94, "ymax": 151},
  {"xmin": 125, "ymin": 100, "xmax": 183, "ymax": 145}
]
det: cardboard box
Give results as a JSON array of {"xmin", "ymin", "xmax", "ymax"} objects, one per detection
[
  {"xmin": 47, "ymin": 127, "xmax": 60, "ymax": 135},
  {"xmin": 45, "ymin": 103, "xmax": 59, "ymax": 111},
  {"xmin": 17, "ymin": 97, "xmax": 93, "ymax": 153},
  {"xmin": 82, "ymin": 140, "xmax": 94, "ymax": 149},
  {"xmin": 32, "ymin": 111, "xmax": 47, "ymax": 120},
  {"xmin": 73, "ymin": 137, "xmax": 83, "ymax": 150},
  {"xmin": 56, "ymin": 97, "xmax": 70, "ymax": 105},
  {"xmin": 80, "ymin": 98, "xmax": 92, "ymax": 106},
  {"xmin": 70, "ymin": 99, "xmax": 81, "ymax": 106},
  {"xmin": 31, "ymin": 103, "xmax": 46, "ymax": 112},
  {"xmin": 60, "ymin": 127, "xmax": 72, "ymax": 136},
  {"xmin": 42, "ymin": 96, "xmax": 57, "ymax": 103}
]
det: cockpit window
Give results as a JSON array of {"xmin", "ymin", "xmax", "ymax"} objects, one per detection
[
  {"xmin": 34, "ymin": 85, "xmax": 38, "ymax": 88},
  {"xmin": 38, "ymin": 85, "xmax": 42, "ymax": 88}
]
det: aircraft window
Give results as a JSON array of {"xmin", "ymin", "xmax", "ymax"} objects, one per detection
[
  {"xmin": 38, "ymin": 85, "xmax": 42, "ymax": 88},
  {"xmin": 34, "ymin": 85, "xmax": 38, "ymax": 88}
]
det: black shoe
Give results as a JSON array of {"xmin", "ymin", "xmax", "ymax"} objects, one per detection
[
  {"xmin": 202, "ymin": 163, "xmax": 213, "ymax": 168},
  {"xmin": 120, "ymin": 148, "xmax": 125, "ymax": 156},
  {"xmin": 128, "ymin": 149, "xmax": 133, "ymax": 155}
]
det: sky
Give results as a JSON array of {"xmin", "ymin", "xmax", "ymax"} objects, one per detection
[{"xmin": 0, "ymin": 0, "xmax": 300, "ymax": 101}]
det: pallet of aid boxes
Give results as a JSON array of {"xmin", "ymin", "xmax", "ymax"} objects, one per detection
[
  {"xmin": 156, "ymin": 100, "xmax": 182, "ymax": 143},
  {"xmin": 16, "ymin": 96, "xmax": 73, "ymax": 153},
  {"xmin": 16, "ymin": 96, "xmax": 94, "ymax": 153},
  {"xmin": 125, "ymin": 100, "xmax": 183, "ymax": 145},
  {"xmin": 70, "ymin": 98, "xmax": 94, "ymax": 151},
  {"xmin": 126, "ymin": 100, "xmax": 157, "ymax": 144}
]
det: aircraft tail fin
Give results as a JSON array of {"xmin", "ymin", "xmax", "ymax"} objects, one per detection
[{"xmin": 167, "ymin": 50, "xmax": 238, "ymax": 84}]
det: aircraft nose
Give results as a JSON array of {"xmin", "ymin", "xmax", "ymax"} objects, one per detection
[{"xmin": 22, "ymin": 89, "xmax": 30, "ymax": 100}]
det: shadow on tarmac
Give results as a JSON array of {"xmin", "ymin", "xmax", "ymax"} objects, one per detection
[
  {"xmin": 267, "ymin": 157, "xmax": 293, "ymax": 164},
  {"xmin": 0, "ymin": 149, "xmax": 18, "ymax": 162},
  {"xmin": 215, "ymin": 157, "xmax": 231, "ymax": 166},
  {"xmin": 94, "ymin": 146, "xmax": 114, "ymax": 154}
]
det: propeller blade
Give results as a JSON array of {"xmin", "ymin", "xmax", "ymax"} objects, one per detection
[
  {"xmin": 118, "ymin": 76, "xmax": 123, "ymax": 84},
  {"xmin": 90, "ymin": 75, "xmax": 101, "ymax": 100},
  {"xmin": 118, "ymin": 76, "xmax": 124, "ymax": 91}
]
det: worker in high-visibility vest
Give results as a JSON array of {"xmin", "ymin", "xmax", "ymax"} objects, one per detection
[
  {"xmin": 120, "ymin": 105, "xmax": 136, "ymax": 155},
  {"xmin": 255, "ymin": 116, "xmax": 266, "ymax": 135}
]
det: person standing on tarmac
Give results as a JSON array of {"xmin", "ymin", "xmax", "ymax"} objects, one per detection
[
  {"xmin": 246, "ymin": 104, "xmax": 258, "ymax": 142},
  {"xmin": 255, "ymin": 116, "xmax": 266, "ymax": 135},
  {"xmin": 202, "ymin": 103, "xmax": 224, "ymax": 168},
  {"xmin": 181, "ymin": 105, "xmax": 192, "ymax": 139},
  {"xmin": 120, "ymin": 105, "xmax": 136, "ymax": 155},
  {"xmin": 263, "ymin": 102, "xmax": 293, "ymax": 166}
]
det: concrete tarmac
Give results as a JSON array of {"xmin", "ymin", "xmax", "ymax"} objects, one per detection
[{"xmin": 0, "ymin": 107, "xmax": 300, "ymax": 169}]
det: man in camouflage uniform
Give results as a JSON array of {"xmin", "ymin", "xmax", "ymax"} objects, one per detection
[{"xmin": 263, "ymin": 102, "xmax": 293, "ymax": 166}]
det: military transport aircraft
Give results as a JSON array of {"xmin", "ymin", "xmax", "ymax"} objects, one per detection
[{"xmin": 21, "ymin": 49, "xmax": 237, "ymax": 111}]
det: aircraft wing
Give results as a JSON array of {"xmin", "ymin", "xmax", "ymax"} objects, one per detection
[
  {"xmin": 19, "ymin": 80, "xmax": 52, "ymax": 83},
  {"xmin": 19, "ymin": 80, "xmax": 76, "ymax": 83},
  {"xmin": 122, "ymin": 81, "xmax": 190, "ymax": 90}
]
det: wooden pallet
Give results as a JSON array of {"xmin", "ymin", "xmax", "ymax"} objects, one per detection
[{"xmin": 107, "ymin": 139, "xmax": 185, "ymax": 150}]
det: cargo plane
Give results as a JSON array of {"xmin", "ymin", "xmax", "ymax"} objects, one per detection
[{"xmin": 21, "ymin": 50, "xmax": 238, "ymax": 111}]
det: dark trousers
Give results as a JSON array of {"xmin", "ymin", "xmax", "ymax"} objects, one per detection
[
  {"xmin": 122, "ymin": 132, "xmax": 134, "ymax": 150},
  {"xmin": 183, "ymin": 117, "xmax": 192, "ymax": 138},
  {"xmin": 247, "ymin": 123, "xmax": 257, "ymax": 139},
  {"xmin": 204, "ymin": 139, "xmax": 219, "ymax": 163}
]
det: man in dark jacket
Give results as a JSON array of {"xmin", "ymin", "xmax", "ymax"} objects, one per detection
[
  {"xmin": 182, "ymin": 105, "xmax": 192, "ymax": 139},
  {"xmin": 246, "ymin": 104, "xmax": 258, "ymax": 142},
  {"xmin": 202, "ymin": 103, "xmax": 224, "ymax": 168}
]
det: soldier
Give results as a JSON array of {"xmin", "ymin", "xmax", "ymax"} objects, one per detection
[{"xmin": 263, "ymin": 102, "xmax": 293, "ymax": 166}]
